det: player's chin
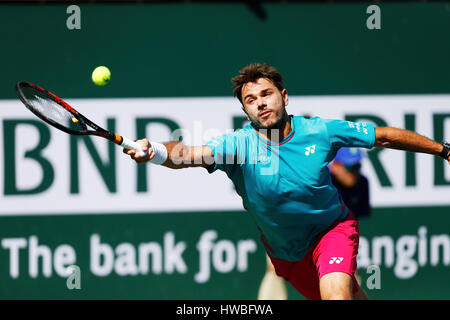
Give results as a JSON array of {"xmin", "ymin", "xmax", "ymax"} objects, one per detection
[{"xmin": 259, "ymin": 117, "xmax": 281, "ymax": 130}]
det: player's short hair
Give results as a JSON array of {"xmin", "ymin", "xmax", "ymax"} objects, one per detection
[{"xmin": 232, "ymin": 63, "xmax": 284, "ymax": 105}]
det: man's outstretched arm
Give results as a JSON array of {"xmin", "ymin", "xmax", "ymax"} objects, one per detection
[
  {"xmin": 374, "ymin": 127, "xmax": 450, "ymax": 163},
  {"xmin": 123, "ymin": 138, "xmax": 215, "ymax": 170}
]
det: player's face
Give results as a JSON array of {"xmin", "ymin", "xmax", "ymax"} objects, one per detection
[{"xmin": 241, "ymin": 78, "xmax": 289, "ymax": 130}]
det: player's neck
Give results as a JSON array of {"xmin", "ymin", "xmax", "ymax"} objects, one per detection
[{"xmin": 257, "ymin": 114, "xmax": 292, "ymax": 143}]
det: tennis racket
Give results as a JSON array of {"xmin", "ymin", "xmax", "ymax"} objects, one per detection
[{"xmin": 15, "ymin": 81, "xmax": 146, "ymax": 156}]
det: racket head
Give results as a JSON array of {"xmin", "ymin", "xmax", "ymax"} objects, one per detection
[{"xmin": 15, "ymin": 81, "xmax": 89, "ymax": 135}]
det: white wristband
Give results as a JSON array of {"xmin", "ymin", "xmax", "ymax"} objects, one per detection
[{"xmin": 149, "ymin": 141, "xmax": 168, "ymax": 165}]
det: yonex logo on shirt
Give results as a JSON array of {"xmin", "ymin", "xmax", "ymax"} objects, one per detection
[
  {"xmin": 329, "ymin": 257, "xmax": 344, "ymax": 264},
  {"xmin": 305, "ymin": 145, "xmax": 316, "ymax": 156}
]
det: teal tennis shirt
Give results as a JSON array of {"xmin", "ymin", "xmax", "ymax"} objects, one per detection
[{"xmin": 205, "ymin": 115, "xmax": 375, "ymax": 261}]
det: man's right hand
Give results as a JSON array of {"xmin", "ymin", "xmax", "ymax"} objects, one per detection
[{"xmin": 123, "ymin": 138, "xmax": 153, "ymax": 163}]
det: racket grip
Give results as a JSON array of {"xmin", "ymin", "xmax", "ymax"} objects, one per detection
[{"xmin": 121, "ymin": 137, "xmax": 147, "ymax": 157}]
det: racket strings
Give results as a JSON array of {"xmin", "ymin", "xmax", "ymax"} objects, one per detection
[{"xmin": 21, "ymin": 85, "xmax": 86, "ymax": 133}]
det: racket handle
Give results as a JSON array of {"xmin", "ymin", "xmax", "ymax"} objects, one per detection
[{"xmin": 121, "ymin": 137, "xmax": 147, "ymax": 157}]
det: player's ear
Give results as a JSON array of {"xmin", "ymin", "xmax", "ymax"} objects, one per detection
[{"xmin": 281, "ymin": 89, "xmax": 289, "ymax": 107}]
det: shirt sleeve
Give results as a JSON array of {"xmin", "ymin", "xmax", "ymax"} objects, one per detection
[
  {"xmin": 204, "ymin": 133, "xmax": 239, "ymax": 176},
  {"xmin": 323, "ymin": 119, "xmax": 376, "ymax": 149}
]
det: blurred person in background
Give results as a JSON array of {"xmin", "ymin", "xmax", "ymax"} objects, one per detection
[
  {"xmin": 330, "ymin": 147, "xmax": 371, "ymax": 220},
  {"xmin": 257, "ymin": 254, "xmax": 288, "ymax": 300}
]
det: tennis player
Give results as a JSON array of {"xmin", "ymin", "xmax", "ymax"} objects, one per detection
[
  {"xmin": 330, "ymin": 147, "xmax": 371, "ymax": 219},
  {"xmin": 124, "ymin": 63, "xmax": 450, "ymax": 300}
]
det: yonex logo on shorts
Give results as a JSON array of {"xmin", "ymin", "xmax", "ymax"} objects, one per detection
[{"xmin": 329, "ymin": 257, "xmax": 344, "ymax": 264}]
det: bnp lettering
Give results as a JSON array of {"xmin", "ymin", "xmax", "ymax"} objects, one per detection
[
  {"xmin": 2, "ymin": 117, "xmax": 180, "ymax": 196},
  {"xmin": 2, "ymin": 113, "xmax": 450, "ymax": 198},
  {"xmin": 4, "ymin": 112, "xmax": 450, "ymax": 197}
]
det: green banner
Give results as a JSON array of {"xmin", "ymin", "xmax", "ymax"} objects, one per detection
[
  {"xmin": 0, "ymin": 211, "xmax": 264, "ymax": 299},
  {"xmin": 0, "ymin": 207, "xmax": 449, "ymax": 300},
  {"xmin": 0, "ymin": 3, "xmax": 449, "ymax": 99}
]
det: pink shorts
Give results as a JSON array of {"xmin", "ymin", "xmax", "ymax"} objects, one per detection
[{"xmin": 267, "ymin": 211, "xmax": 359, "ymax": 300}]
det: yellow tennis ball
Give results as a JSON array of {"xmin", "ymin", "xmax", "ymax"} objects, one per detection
[{"xmin": 92, "ymin": 66, "xmax": 111, "ymax": 86}]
